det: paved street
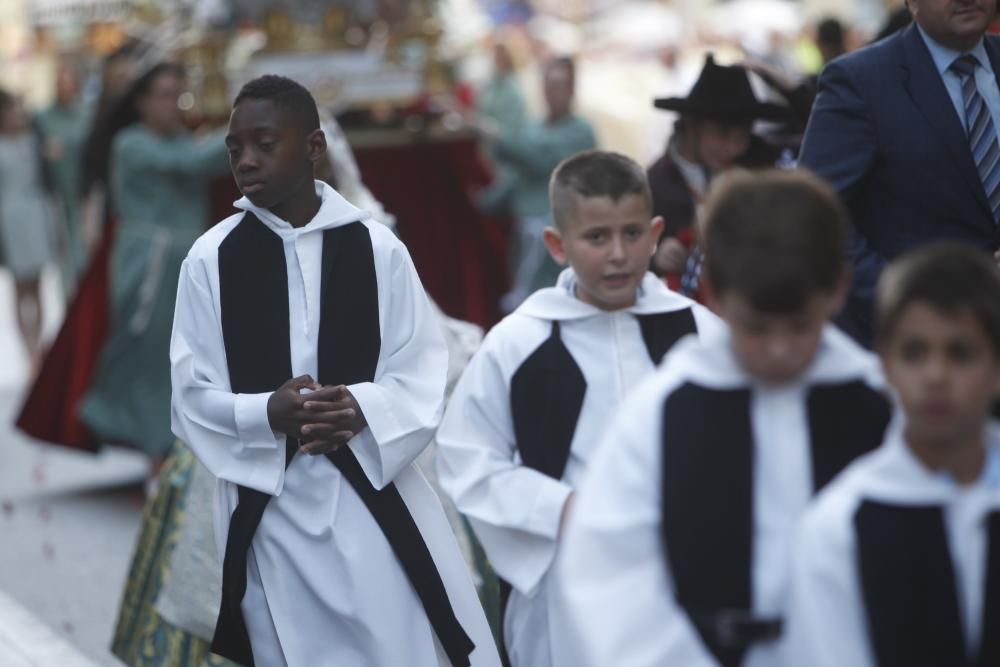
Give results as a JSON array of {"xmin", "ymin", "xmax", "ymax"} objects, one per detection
[{"xmin": 0, "ymin": 269, "xmax": 149, "ymax": 666}]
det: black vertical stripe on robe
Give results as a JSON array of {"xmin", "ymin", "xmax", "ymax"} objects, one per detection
[
  {"xmin": 662, "ymin": 384, "xmax": 755, "ymax": 667},
  {"xmin": 636, "ymin": 310, "xmax": 698, "ymax": 365},
  {"xmin": 509, "ymin": 309, "xmax": 698, "ymax": 482},
  {"xmin": 509, "ymin": 321, "xmax": 586, "ymax": 481},
  {"xmin": 980, "ymin": 512, "xmax": 1000, "ymax": 666},
  {"xmin": 500, "ymin": 307, "xmax": 698, "ymax": 659},
  {"xmin": 660, "ymin": 379, "xmax": 890, "ymax": 667},
  {"xmin": 856, "ymin": 505, "xmax": 1000, "ymax": 667},
  {"xmin": 856, "ymin": 503, "xmax": 965, "ymax": 667},
  {"xmin": 807, "ymin": 380, "xmax": 893, "ymax": 490},
  {"xmin": 211, "ymin": 213, "xmax": 474, "ymax": 667},
  {"xmin": 501, "ymin": 319, "xmax": 585, "ymax": 662}
]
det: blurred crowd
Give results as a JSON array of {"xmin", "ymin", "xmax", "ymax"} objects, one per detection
[
  {"xmin": 0, "ymin": 2, "xmax": 917, "ymax": 384},
  {"xmin": 15, "ymin": 1, "xmax": 1000, "ymax": 666}
]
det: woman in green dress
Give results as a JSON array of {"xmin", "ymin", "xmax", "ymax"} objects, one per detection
[
  {"xmin": 78, "ymin": 63, "xmax": 228, "ymax": 460},
  {"xmin": 35, "ymin": 61, "xmax": 92, "ymax": 295}
]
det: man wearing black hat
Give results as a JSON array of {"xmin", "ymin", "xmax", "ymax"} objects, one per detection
[{"xmin": 648, "ymin": 55, "xmax": 788, "ymax": 294}]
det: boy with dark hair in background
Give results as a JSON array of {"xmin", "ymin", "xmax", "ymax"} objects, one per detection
[
  {"xmin": 171, "ymin": 74, "xmax": 498, "ymax": 667},
  {"xmin": 557, "ymin": 169, "xmax": 891, "ymax": 667},
  {"xmin": 437, "ymin": 149, "xmax": 720, "ymax": 666},
  {"xmin": 785, "ymin": 242, "xmax": 1000, "ymax": 667}
]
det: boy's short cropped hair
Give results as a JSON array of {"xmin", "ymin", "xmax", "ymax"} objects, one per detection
[
  {"xmin": 702, "ymin": 168, "xmax": 848, "ymax": 314},
  {"xmin": 875, "ymin": 241, "xmax": 1000, "ymax": 352},
  {"xmin": 234, "ymin": 74, "xmax": 320, "ymax": 133},
  {"xmin": 549, "ymin": 150, "xmax": 652, "ymax": 229}
]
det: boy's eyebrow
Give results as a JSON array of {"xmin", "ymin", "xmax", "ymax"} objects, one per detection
[
  {"xmin": 224, "ymin": 126, "xmax": 281, "ymax": 146},
  {"xmin": 577, "ymin": 220, "xmax": 647, "ymax": 231},
  {"xmin": 225, "ymin": 124, "xmax": 281, "ymax": 138}
]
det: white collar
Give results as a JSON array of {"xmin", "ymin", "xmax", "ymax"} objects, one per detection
[
  {"xmin": 663, "ymin": 324, "xmax": 884, "ymax": 391},
  {"xmin": 515, "ymin": 268, "xmax": 697, "ymax": 321},
  {"xmin": 853, "ymin": 423, "xmax": 1000, "ymax": 505},
  {"xmin": 233, "ymin": 180, "xmax": 370, "ymax": 236},
  {"xmin": 917, "ymin": 23, "xmax": 992, "ymax": 78}
]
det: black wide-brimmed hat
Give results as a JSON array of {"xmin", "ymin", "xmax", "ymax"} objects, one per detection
[{"xmin": 654, "ymin": 54, "xmax": 790, "ymax": 122}]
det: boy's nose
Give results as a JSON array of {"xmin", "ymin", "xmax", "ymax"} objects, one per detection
[
  {"xmin": 237, "ymin": 155, "xmax": 259, "ymax": 172},
  {"xmin": 608, "ymin": 237, "xmax": 626, "ymax": 261},
  {"xmin": 766, "ymin": 337, "xmax": 791, "ymax": 360},
  {"xmin": 923, "ymin": 354, "xmax": 950, "ymax": 384}
]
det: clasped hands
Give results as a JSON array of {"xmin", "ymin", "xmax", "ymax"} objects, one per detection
[{"xmin": 267, "ymin": 375, "xmax": 368, "ymax": 456}]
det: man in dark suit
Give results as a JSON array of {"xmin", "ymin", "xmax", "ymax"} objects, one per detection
[{"xmin": 799, "ymin": 0, "xmax": 1000, "ymax": 347}]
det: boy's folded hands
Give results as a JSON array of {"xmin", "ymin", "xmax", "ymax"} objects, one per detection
[{"xmin": 267, "ymin": 375, "xmax": 369, "ymax": 455}]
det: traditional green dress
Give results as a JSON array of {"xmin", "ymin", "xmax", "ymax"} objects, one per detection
[
  {"xmin": 477, "ymin": 73, "xmax": 527, "ymax": 151},
  {"xmin": 111, "ymin": 441, "xmax": 238, "ymax": 667},
  {"xmin": 35, "ymin": 102, "xmax": 92, "ymax": 291},
  {"xmin": 79, "ymin": 124, "xmax": 228, "ymax": 458}
]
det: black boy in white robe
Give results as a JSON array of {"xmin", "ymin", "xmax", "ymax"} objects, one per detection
[
  {"xmin": 436, "ymin": 268, "xmax": 720, "ymax": 666},
  {"xmin": 170, "ymin": 181, "xmax": 499, "ymax": 667},
  {"xmin": 784, "ymin": 424, "xmax": 1000, "ymax": 667},
  {"xmin": 555, "ymin": 324, "xmax": 891, "ymax": 667}
]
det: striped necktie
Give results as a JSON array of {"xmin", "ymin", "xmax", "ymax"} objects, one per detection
[{"xmin": 951, "ymin": 54, "xmax": 1000, "ymax": 224}]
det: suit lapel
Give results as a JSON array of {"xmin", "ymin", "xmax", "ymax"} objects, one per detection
[{"xmin": 900, "ymin": 25, "xmax": 993, "ymax": 217}]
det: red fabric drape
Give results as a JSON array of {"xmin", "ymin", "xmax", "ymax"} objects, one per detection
[
  {"xmin": 15, "ymin": 178, "xmax": 240, "ymax": 453},
  {"xmin": 353, "ymin": 136, "xmax": 510, "ymax": 329},
  {"xmin": 15, "ymin": 219, "xmax": 116, "ymax": 452},
  {"xmin": 15, "ymin": 137, "xmax": 505, "ymax": 453}
]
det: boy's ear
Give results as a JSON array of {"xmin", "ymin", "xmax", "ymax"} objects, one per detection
[
  {"xmin": 649, "ymin": 216, "xmax": 665, "ymax": 253},
  {"xmin": 543, "ymin": 227, "xmax": 569, "ymax": 266},
  {"xmin": 701, "ymin": 272, "xmax": 722, "ymax": 314},
  {"xmin": 306, "ymin": 128, "xmax": 327, "ymax": 162},
  {"xmin": 828, "ymin": 267, "xmax": 852, "ymax": 317}
]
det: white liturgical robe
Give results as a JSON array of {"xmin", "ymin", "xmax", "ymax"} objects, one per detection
[
  {"xmin": 554, "ymin": 325, "xmax": 887, "ymax": 667},
  {"xmin": 784, "ymin": 424, "xmax": 1000, "ymax": 667},
  {"xmin": 170, "ymin": 181, "xmax": 500, "ymax": 667},
  {"xmin": 436, "ymin": 269, "xmax": 720, "ymax": 666}
]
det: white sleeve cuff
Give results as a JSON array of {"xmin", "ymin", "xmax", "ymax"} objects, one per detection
[
  {"xmin": 528, "ymin": 477, "xmax": 575, "ymax": 540},
  {"xmin": 245, "ymin": 447, "xmax": 287, "ymax": 496},
  {"xmin": 347, "ymin": 427, "xmax": 386, "ymax": 489},
  {"xmin": 486, "ymin": 480, "xmax": 571, "ymax": 593},
  {"xmin": 347, "ymin": 381, "xmax": 402, "ymax": 446},
  {"xmin": 234, "ymin": 392, "xmax": 283, "ymax": 449}
]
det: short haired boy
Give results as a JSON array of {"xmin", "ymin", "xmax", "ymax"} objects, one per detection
[
  {"xmin": 555, "ymin": 169, "xmax": 893, "ymax": 667},
  {"xmin": 436, "ymin": 150, "xmax": 721, "ymax": 666},
  {"xmin": 784, "ymin": 242, "xmax": 1000, "ymax": 667},
  {"xmin": 170, "ymin": 75, "xmax": 498, "ymax": 667}
]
